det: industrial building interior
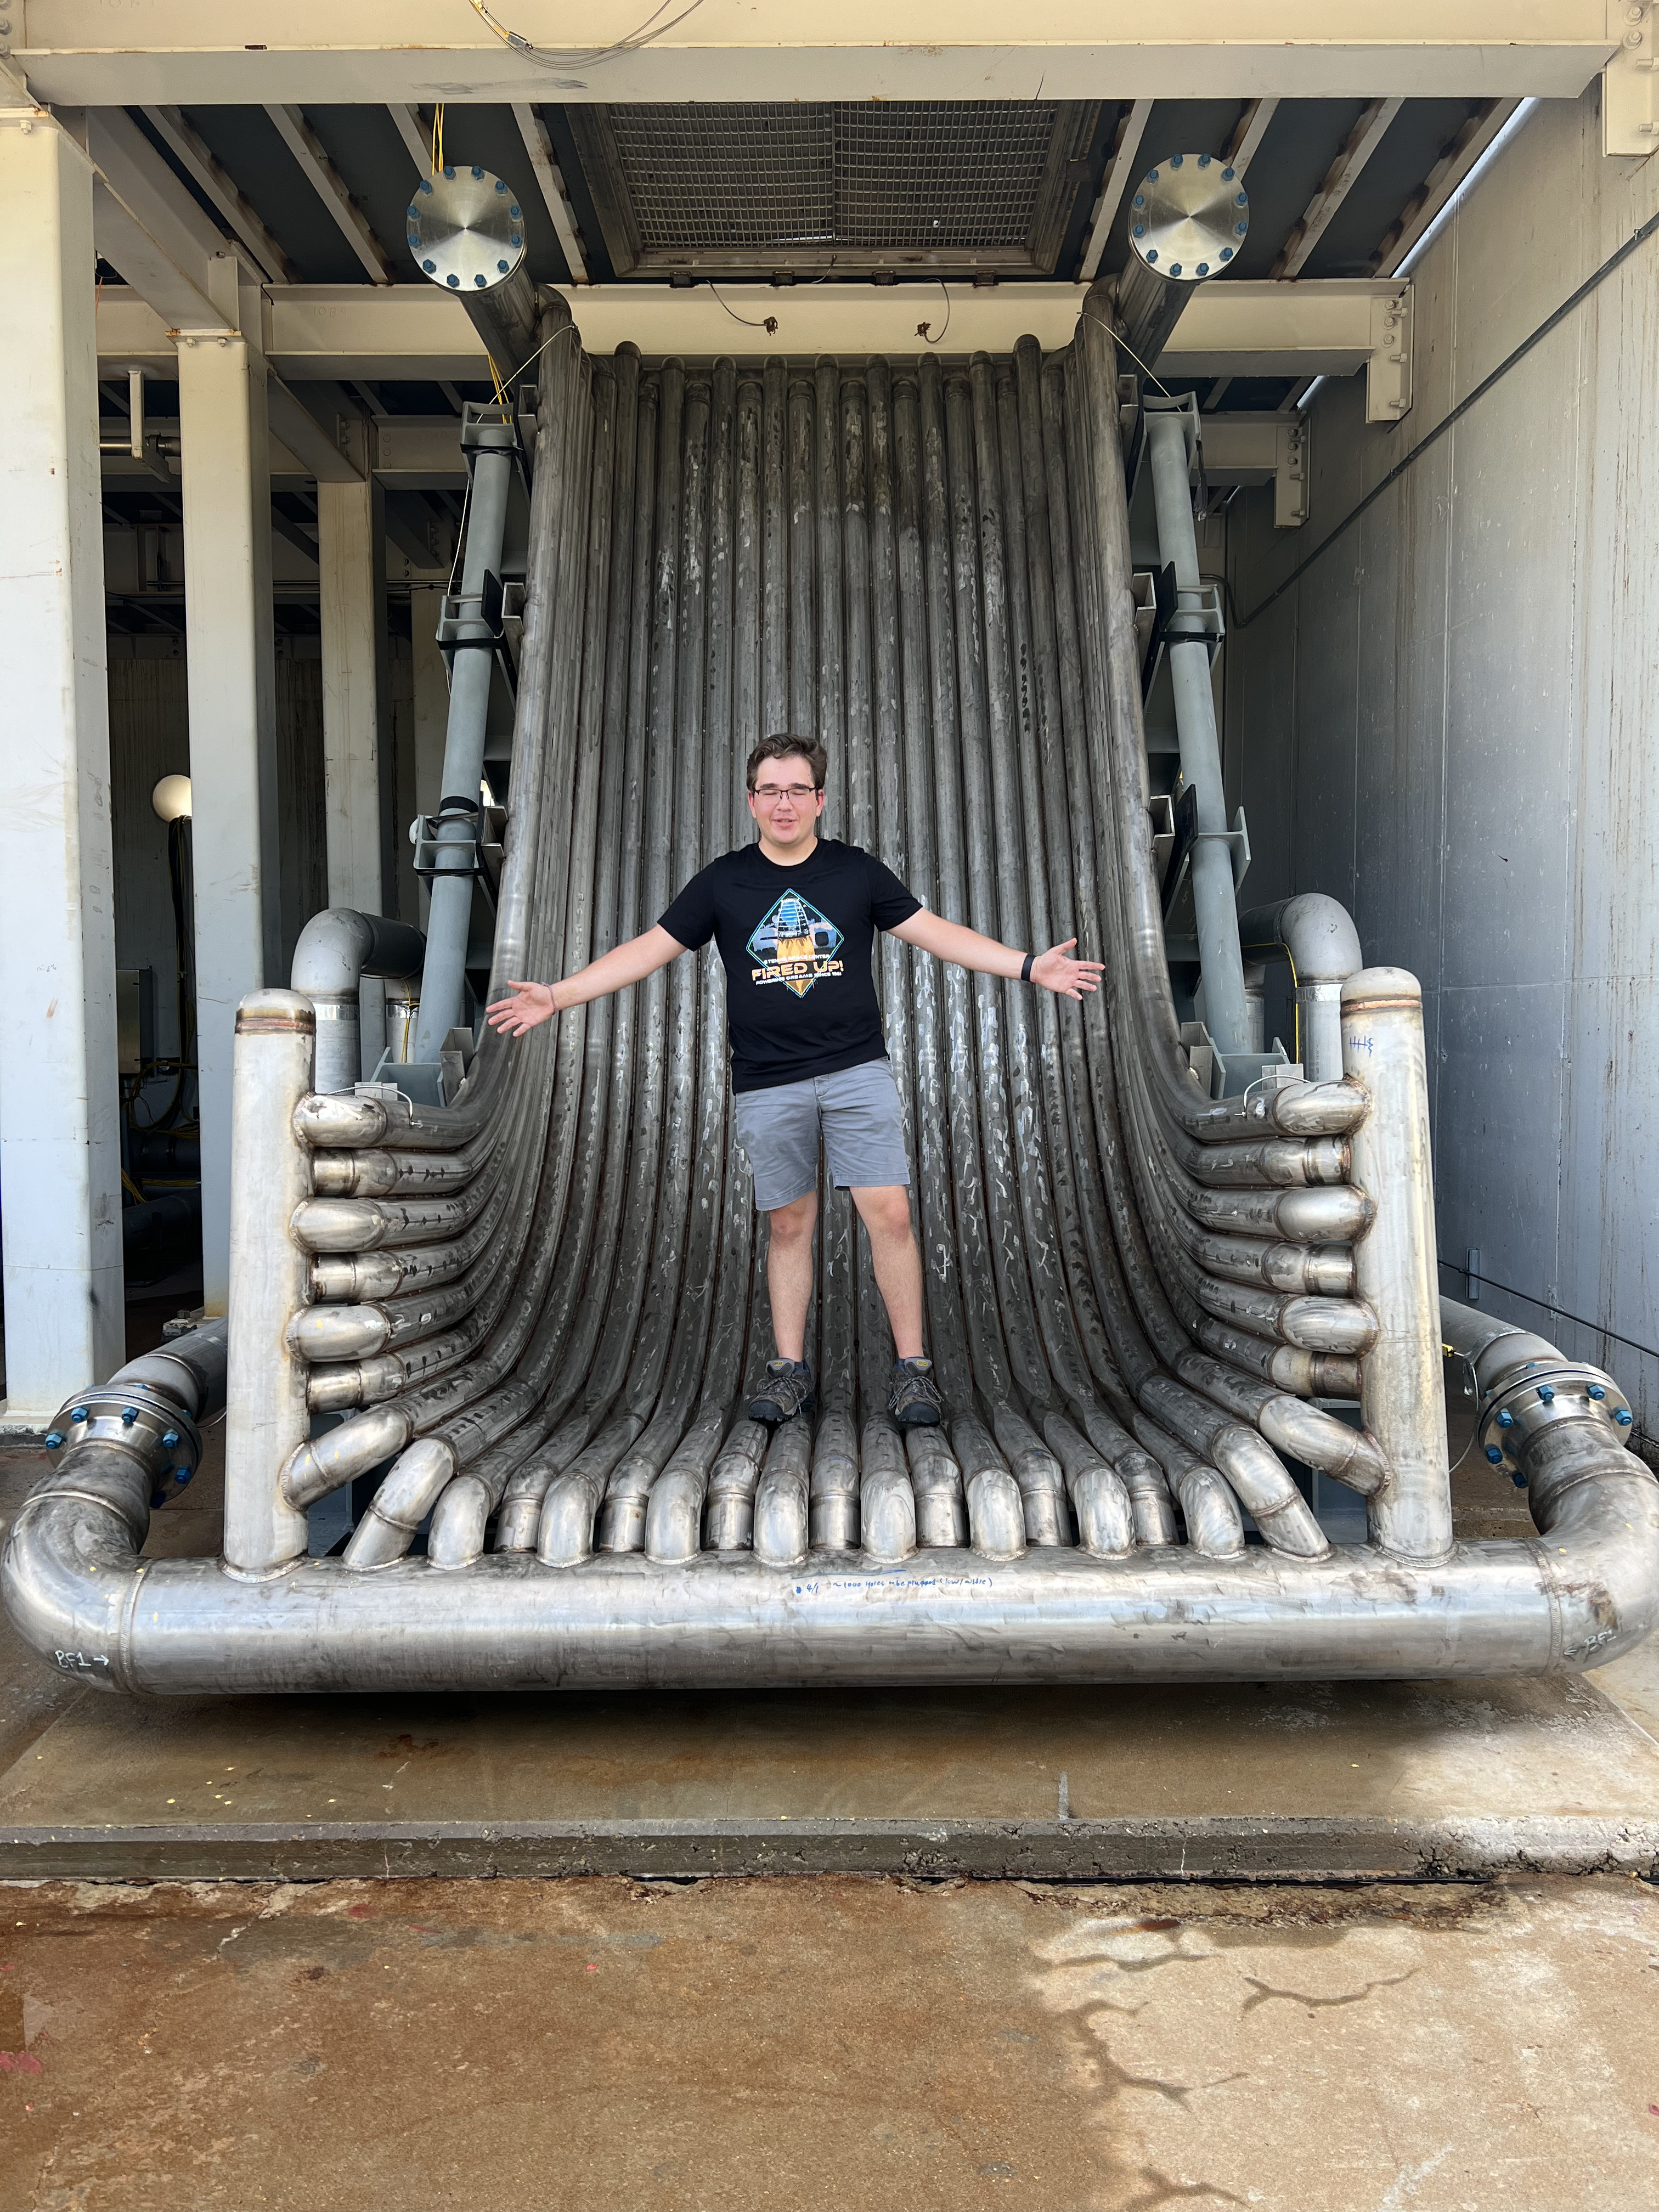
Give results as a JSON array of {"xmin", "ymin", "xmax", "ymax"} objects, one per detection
[{"xmin": 2, "ymin": 9, "xmax": 1658, "ymax": 2204}]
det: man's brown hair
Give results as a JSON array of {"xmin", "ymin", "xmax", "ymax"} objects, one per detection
[{"xmin": 746, "ymin": 734, "xmax": 827, "ymax": 792}]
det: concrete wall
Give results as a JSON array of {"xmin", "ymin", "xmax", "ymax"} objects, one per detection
[{"xmin": 1223, "ymin": 88, "xmax": 1659, "ymax": 1445}]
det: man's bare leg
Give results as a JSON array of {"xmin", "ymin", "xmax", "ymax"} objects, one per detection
[
  {"xmin": 766, "ymin": 1189, "xmax": 819, "ymax": 1363},
  {"xmin": 850, "ymin": 1184, "xmax": 925, "ymax": 1361}
]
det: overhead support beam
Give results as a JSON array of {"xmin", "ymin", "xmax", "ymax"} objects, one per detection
[
  {"xmin": 265, "ymin": 104, "xmax": 393, "ymax": 284},
  {"xmin": 80, "ymin": 106, "xmax": 235, "ymax": 291},
  {"xmin": 13, "ymin": 4, "xmax": 1623, "ymax": 104},
  {"xmin": 264, "ymin": 373, "xmax": 365, "ymax": 484},
  {"xmin": 1373, "ymin": 98, "xmax": 1522, "ymax": 274},
  {"xmin": 511, "ymin": 103, "xmax": 590, "ymax": 284},
  {"xmin": 1077, "ymin": 98, "xmax": 1152, "ymax": 285},
  {"xmin": 69, "ymin": 107, "xmax": 224, "ymax": 330},
  {"xmin": 142, "ymin": 105, "xmax": 298, "ymax": 284},
  {"xmin": 1272, "ymin": 96, "xmax": 1404, "ymax": 279},
  {"xmin": 1223, "ymin": 97, "xmax": 1279, "ymax": 177},
  {"xmin": 1165, "ymin": 279, "xmax": 1413, "ymax": 423},
  {"xmin": 91, "ymin": 278, "xmax": 1416, "ymax": 410},
  {"xmin": 1201, "ymin": 411, "xmax": 1309, "ymax": 529},
  {"xmin": 385, "ymin": 102, "xmax": 431, "ymax": 174}
]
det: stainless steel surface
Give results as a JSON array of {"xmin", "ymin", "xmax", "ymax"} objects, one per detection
[
  {"xmin": 1238, "ymin": 895, "xmax": 1363, "ymax": 1085},
  {"xmin": 220, "ymin": 992, "xmax": 314, "ymax": 1578},
  {"xmin": 4, "ymin": 304, "xmax": 1654, "ymax": 1691},
  {"xmin": 290, "ymin": 908, "xmax": 426, "ymax": 1095},
  {"xmin": 407, "ymin": 165, "xmax": 527, "ymax": 296},
  {"xmin": 1344, "ymin": 969, "xmax": 1455, "ymax": 1561},
  {"xmin": 1128, "ymin": 153, "xmax": 1249, "ymax": 281}
]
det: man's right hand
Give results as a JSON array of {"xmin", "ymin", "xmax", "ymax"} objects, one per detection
[{"xmin": 486, "ymin": 979, "xmax": 558, "ymax": 1036}]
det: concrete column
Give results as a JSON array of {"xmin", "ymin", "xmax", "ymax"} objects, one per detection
[
  {"xmin": 409, "ymin": 583, "xmax": 450, "ymax": 928},
  {"xmin": 0, "ymin": 108, "xmax": 125, "ymax": 1419},
  {"xmin": 317, "ymin": 476, "xmax": 390, "ymax": 915},
  {"xmin": 177, "ymin": 270, "xmax": 280, "ymax": 1315}
]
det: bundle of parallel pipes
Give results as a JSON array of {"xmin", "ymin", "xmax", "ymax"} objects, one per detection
[{"xmin": 6, "ymin": 287, "xmax": 1656, "ymax": 1693}]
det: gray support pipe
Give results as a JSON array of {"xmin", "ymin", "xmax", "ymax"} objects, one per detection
[
  {"xmin": 221, "ymin": 991, "xmax": 315, "ymax": 1578},
  {"xmin": 1144, "ymin": 404, "xmax": 1250, "ymax": 1059},
  {"xmin": 1239, "ymin": 895, "xmax": 1364, "ymax": 1084},
  {"xmin": 291, "ymin": 909, "xmax": 427, "ymax": 1093},
  {"xmin": 409, "ymin": 421, "xmax": 521, "ymax": 1064},
  {"xmin": 1343, "ymin": 968, "xmax": 1453, "ymax": 1561}
]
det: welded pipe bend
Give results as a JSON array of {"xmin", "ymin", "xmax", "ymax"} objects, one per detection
[{"xmin": 6, "ymin": 1433, "xmax": 1655, "ymax": 1690}]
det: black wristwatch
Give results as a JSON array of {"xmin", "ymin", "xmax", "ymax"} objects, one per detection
[{"xmin": 1020, "ymin": 952, "xmax": 1035, "ymax": 984}]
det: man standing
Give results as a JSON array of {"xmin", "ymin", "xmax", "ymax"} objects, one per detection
[{"xmin": 486, "ymin": 736, "xmax": 1103, "ymax": 1428}]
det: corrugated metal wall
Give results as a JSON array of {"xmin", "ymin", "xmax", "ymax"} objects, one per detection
[{"xmin": 1225, "ymin": 87, "xmax": 1659, "ymax": 1447}]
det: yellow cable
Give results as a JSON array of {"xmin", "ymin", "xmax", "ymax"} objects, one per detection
[{"xmin": 121, "ymin": 1169, "xmax": 145, "ymax": 1205}]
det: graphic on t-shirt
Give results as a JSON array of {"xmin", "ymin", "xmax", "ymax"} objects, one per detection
[{"xmin": 747, "ymin": 891, "xmax": 845, "ymax": 999}]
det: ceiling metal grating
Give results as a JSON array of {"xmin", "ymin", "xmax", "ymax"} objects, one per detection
[{"xmin": 571, "ymin": 100, "xmax": 1098, "ymax": 275}]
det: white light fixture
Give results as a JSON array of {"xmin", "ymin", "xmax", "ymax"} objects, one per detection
[{"xmin": 151, "ymin": 773, "xmax": 193, "ymax": 823}]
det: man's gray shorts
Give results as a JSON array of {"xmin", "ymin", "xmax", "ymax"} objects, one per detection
[{"xmin": 732, "ymin": 1059, "xmax": 911, "ymax": 1212}]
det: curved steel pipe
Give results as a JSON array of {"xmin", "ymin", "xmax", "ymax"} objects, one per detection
[
  {"xmin": 290, "ymin": 908, "xmax": 426, "ymax": 1096},
  {"xmin": 10, "ymin": 1441, "xmax": 1652, "ymax": 1690},
  {"xmin": 7, "ymin": 314, "xmax": 1652, "ymax": 1692}
]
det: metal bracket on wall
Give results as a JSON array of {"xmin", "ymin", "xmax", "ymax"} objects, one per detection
[
  {"xmin": 1366, "ymin": 286, "xmax": 1413, "ymax": 421},
  {"xmin": 1605, "ymin": 0, "xmax": 1658, "ymax": 153},
  {"xmin": 1200, "ymin": 413, "xmax": 1309, "ymax": 529}
]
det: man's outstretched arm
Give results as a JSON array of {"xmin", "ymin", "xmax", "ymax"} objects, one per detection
[
  {"xmin": 890, "ymin": 911, "xmax": 1105, "ymax": 1000},
  {"xmin": 485, "ymin": 924, "xmax": 685, "ymax": 1036}
]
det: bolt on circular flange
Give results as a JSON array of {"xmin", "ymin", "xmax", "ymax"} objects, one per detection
[
  {"xmin": 1476, "ymin": 1362, "xmax": 1632, "ymax": 1473},
  {"xmin": 1128, "ymin": 153, "xmax": 1248, "ymax": 281},
  {"xmin": 407, "ymin": 167, "xmax": 527, "ymax": 294}
]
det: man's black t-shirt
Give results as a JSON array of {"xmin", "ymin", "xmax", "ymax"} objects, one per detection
[{"xmin": 658, "ymin": 839, "xmax": 921, "ymax": 1092}]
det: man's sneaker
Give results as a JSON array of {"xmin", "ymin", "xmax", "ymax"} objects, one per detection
[
  {"xmin": 888, "ymin": 1356, "xmax": 944, "ymax": 1427},
  {"xmin": 749, "ymin": 1358, "xmax": 815, "ymax": 1425}
]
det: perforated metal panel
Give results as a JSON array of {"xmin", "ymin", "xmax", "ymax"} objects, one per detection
[{"xmin": 571, "ymin": 100, "xmax": 1098, "ymax": 274}]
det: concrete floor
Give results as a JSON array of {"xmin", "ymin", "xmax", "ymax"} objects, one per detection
[
  {"xmin": 2, "ymin": 1381, "xmax": 1658, "ymax": 2206},
  {"xmin": 4, "ymin": 1871, "xmax": 1659, "ymax": 2209}
]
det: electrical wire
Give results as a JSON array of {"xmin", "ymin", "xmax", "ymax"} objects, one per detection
[
  {"xmin": 1084, "ymin": 309, "xmax": 1174, "ymax": 398},
  {"xmin": 708, "ymin": 285, "xmax": 780, "ymax": 335},
  {"xmin": 1437, "ymin": 1258, "xmax": 1659, "ymax": 1370},
  {"xmin": 430, "ymin": 101, "xmax": 445, "ymax": 177},
  {"xmin": 467, "ymin": 0, "xmax": 705, "ymax": 69},
  {"xmin": 918, "ymin": 280, "xmax": 951, "ymax": 347}
]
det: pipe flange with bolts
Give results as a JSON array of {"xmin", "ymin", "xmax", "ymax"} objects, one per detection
[
  {"xmin": 42, "ymin": 1385, "xmax": 202, "ymax": 1505},
  {"xmin": 1480, "ymin": 1362, "xmax": 1633, "ymax": 1486}
]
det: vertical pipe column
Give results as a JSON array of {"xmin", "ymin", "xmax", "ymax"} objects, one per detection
[
  {"xmin": 317, "ymin": 475, "xmax": 390, "ymax": 916},
  {"xmin": 410, "ymin": 433, "xmax": 515, "ymax": 1063},
  {"xmin": 221, "ymin": 989, "xmax": 314, "ymax": 1576},
  {"xmin": 409, "ymin": 582, "xmax": 450, "ymax": 927},
  {"xmin": 1342, "ymin": 967, "xmax": 1453, "ymax": 1561},
  {"xmin": 318, "ymin": 475, "xmax": 391, "ymax": 1074},
  {"xmin": 1144, "ymin": 408, "xmax": 1249, "ymax": 1059},
  {"xmin": 177, "ymin": 314, "xmax": 280, "ymax": 1313},
  {"xmin": 0, "ymin": 107, "xmax": 124, "ymax": 1417}
]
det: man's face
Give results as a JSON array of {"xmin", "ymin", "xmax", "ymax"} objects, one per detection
[{"xmin": 748, "ymin": 756, "xmax": 825, "ymax": 850}]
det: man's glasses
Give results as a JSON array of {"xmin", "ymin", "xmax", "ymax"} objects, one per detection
[{"xmin": 749, "ymin": 783, "xmax": 820, "ymax": 806}]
